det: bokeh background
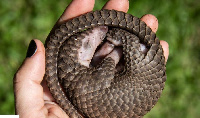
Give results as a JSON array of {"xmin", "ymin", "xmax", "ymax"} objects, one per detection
[{"xmin": 0, "ymin": 0, "xmax": 199, "ymax": 117}]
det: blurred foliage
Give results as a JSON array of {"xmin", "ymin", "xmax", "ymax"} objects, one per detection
[{"xmin": 0, "ymin": 0, "xmax": 199, "ymax": 117}]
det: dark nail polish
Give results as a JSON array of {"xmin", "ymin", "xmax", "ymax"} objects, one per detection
[{"xmin": 26, "ymin": 40, "xmax": 37, "ymax": 57}]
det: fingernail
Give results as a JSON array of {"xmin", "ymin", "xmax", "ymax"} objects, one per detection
[{"xmin": 26, "ymin": 40, "xmax": 37, "ymax": 57}]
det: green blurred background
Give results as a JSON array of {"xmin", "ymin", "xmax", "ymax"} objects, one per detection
[{"xmin": 0, "ymin": 0, "xmax": 199, "ymax": 117}]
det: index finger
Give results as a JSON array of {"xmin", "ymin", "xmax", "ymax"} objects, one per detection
[
  {"xmin": 58, "ymin": 0, "xmax": 95, "ymax": 24},
  {"xmin": 103, "ymin": 0, "xmax": 129, "ymax": 12}
]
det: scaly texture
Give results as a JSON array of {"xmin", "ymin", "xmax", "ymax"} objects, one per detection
[{"xmin": 45, "ymin": 9, "xmax": 166, "ymax": 118}]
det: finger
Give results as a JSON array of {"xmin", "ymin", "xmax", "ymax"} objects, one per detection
[
  {"xmin": 14, "ymin": 39, "xmax": 46, "ymax": 116},
  {"xmin": 140, "ymin": 14, "xmax": 158, "ymax": 33},
  {"xmin": 103, "ymin": 0, "xmax": 129, "ymax": 12},
  {"xmin": 58, "ymin": 0, "xmax": 95, "ymax": 24},
  {"xmin": 141, "ymin": 14, "xmax": 169, "ymax": 62},
  {"xmin": 42, "ymin": 80, "xmax": 55, "ymax": 101},
  {"xmin": 160, "ymin": 40, "xmax": 169, "ymax": 62},
  {"xmin": 44, "ymin": 101, "xmax": 69, "ymax": 118}
]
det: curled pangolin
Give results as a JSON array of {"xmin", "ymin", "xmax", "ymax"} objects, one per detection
[{"xmin": 45, "ymin": 9, "xmax": 166, "ymax": 118}]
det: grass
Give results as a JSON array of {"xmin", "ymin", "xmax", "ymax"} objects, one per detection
[{"xmin": 0, "ymin": 0, "xmax": 200, "ymax": 117}]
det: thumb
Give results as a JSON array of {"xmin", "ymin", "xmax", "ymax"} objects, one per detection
[{"xmin": 14, "ymin": 39, "xmax": 46, "ymax": 116}]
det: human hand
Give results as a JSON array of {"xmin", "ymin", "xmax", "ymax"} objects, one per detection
[{"xmin": 14, "ymin": 0, "xmax": 169, "ymax": 118}]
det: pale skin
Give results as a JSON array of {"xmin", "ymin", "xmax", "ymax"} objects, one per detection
[{"xmin": 14, "ymin": 0, "xmax": 169, "ymax": 117}]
